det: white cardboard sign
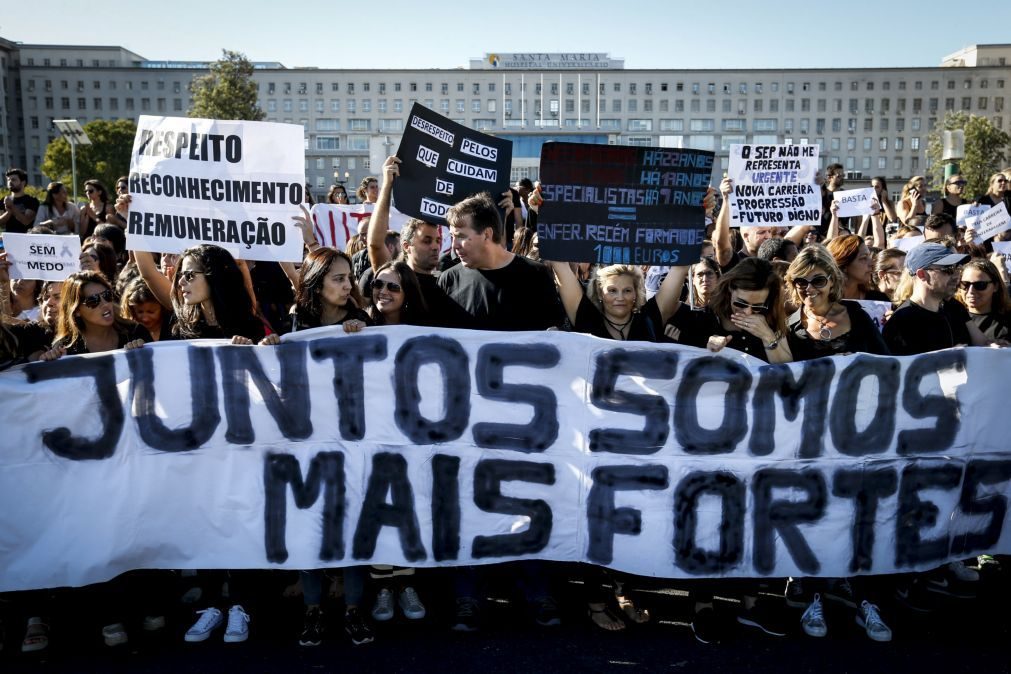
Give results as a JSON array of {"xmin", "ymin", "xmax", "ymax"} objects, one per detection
[
  {"xmin": 833, "ymin": 188, "xmax": 877, "ymax": 218},
  {"xmin": 1, "ymin": 233, "xmax": 81, "ymax": 281}
]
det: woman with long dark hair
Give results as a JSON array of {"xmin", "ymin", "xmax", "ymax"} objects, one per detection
[
  {"xmin": 34, "ymin": 181, "xmax": 80, "ymax": 235},
  {"xmin": 366, "ymin": 260, "xmax": 428, "ymax": 326},
  {"xmin": 80, "ymin": 179, "xmax": 116, "ymax": 239},
  {"xmin": 957, "ymin": 258, "xmax": 1011, "ymax": 341},
  {"xmin": 79, "ymin": 239, "xmax": 119, "ymax": 287}
]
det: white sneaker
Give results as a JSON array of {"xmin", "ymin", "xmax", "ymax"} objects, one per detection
[
  {"xmin": 372, "ymin": 588, "xmax": 394, "ymax": 622},
  {"xmin": 800, "ymin": 593, "xmax": 827, "ymax": 638},
  {"xmin": 224, "ymin": 605, "xmax": 250, "ymax": 643},
  {"xmin": 102, "ymin": 623, "xmax": 129, "ymax": 647},
  {"xmin": 948, "ymin": 560, "xmax": 980, "ymax": 582},
  {"xmin": 184, "ymin": 607, "xmax": 223, "ymax": 642},
  {"xmin": 857, "ymin": 600, "xmax": 892, "ymax": 642},
  {"xmin": 399, "ymin": 587, "xmax": 427, "ymax": 620}
]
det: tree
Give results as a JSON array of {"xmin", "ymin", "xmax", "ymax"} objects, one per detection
[
  {"xmin": 39, "ymin": 118, "xmax": 137, "ymax": 199},
  {"xmin": 927, "ymin": 111, "xmax": 1010, "ymax": 199},
  {"xmin": 188, "ymin": 50, "xmax": 265, "ymax": 121}
]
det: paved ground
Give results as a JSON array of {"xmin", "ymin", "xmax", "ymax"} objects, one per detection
[{"xmin": 2, "ymin": 566, "xmax": 1008, "ymax": 673}]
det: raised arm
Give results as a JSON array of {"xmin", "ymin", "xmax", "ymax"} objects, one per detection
[
  {"xmin": 653, "ymin": 264, "xmax": 690, "ymax": 323},
  {"xmin": 133, "ymin": 250, "xmax": 174, "ymax": 310},
  {"xmin": 824, "ymin": 200, "xmax": 841, "ymax": 241},
  {"xmin": 548, "ymin": 260, "xmax": 584, "ymax": 326},
  {"xmin": 713, "ymin": 177, "xmax": 735, "ymax": 268},
  {"xmin": 368, "ymin": 156, "xmax": 399, "ymax": 271}
]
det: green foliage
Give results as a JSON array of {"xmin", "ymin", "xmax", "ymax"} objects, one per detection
[
  {"xmin": 0, "ymin": 185, "xmax": 47, "ymax": 202},
  {"xmin": 39, "ymin": 119, "xmax": 137, "ymax": 198},
  {"xmin": 927, "ymin": 111, "xmax": 1010, "ymax": 199},
  {"xmin": 188, "ymin": 50, "xmax": 265, "ymax": 121}
]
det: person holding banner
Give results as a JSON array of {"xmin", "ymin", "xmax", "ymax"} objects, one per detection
[
  {"xmin": 932, "ymin": 175, "xmax": 967, "ymax": 219},
  {"xmin": 34, "ymin": 182, "xmax": 80, "ymax": 236},
  {"xmin": 366, "ymin": 260, "xmax": 429, "ymax": 328},
  {"xmin": 976, "ymin": 172, "xmax": 1008, "ymax": 208},
  {"xmin": 957, "ymin": 258, "xmax": 1011, "ymax": 342},
  {"xmin": 714, "ymin": 177, "xmax": 811, "ymax": 272},
  {"xmin": 825, "ymin": 235, "xmax": 890, "ymax": 302},
  {"xmin": 120, "ymin": 277, "xmax": 172, "ymax": 341}
]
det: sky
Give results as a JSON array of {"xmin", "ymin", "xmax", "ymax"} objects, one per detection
[{"xmin": 3, "ymin": 1, "xmax": 1011, "ymax": 72}]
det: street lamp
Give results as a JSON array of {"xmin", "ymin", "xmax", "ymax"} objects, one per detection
[
  {"xmin": 52, "ymin": 119, "xmax": 91, "ymax": 202},
  {"xmin": 942, "ymin": 129, "xmax": 965, "ymax": 183}
]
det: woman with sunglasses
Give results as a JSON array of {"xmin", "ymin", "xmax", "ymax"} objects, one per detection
[
  {"xmin": 366, "ymin": 260, "xmax": 428, "ymax": 326},
  {"xmin": 976, "ymin": 172, "xmax": 1008, "ymax": 208},
  {"xmin": 80, "ymin": 179, "xmax": 116, "ymax": 240},
  {"xmin": 326, "ymin": 184, "xmax": 349, "ymax": 205},
  {"xmin": 957, "ymin": 258, "xmax": 1011, "ymax": 341},
  {"xmin": 932, "ymin": 174, "xmax": 967, "ymax": 218},
  {"xmin": 39, "ymin": 271, "xmax": 149, "ymax": 360}
]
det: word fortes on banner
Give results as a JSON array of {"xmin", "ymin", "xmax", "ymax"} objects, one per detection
[
  {"xmin": 394, "ymin": 104, "xmax": 512, "ymax": 226},
  {"xmin": 126, "ymin": 115, "xmax": 306, "ymax": 263},
  {"xmin": 537, "ymin": 143, "xmax": 713, "ymax": 265},
  {"xmin": 727, "ymin": 144, "xmax": 821, "ymax": 227},
  {"xmin": 3, "ymin": 326, "xmax": 1010, "ymax": 592}
]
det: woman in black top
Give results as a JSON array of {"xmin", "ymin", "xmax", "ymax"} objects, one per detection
[
  {"xmin": 932, "ymin": 174, "xmax": 966, "ymax": 218},
  {"xmin": 957, "ymin": 258, "xmax": 1011, "ymax": 342},
  {"xmin": 784, "ymin": 244, "xmax": 889, "ymax": 361},
  {"xmin": 976, "ymin": 172, "xmax": 1008, "ymax": 207},
  {"xmin": 80, "ymin": 179, "xmax": 116, "ymax": 240},
  {"xmin": 826, "ymin": 234, "xmax": 891, "ymax": 302},
  {"xmin": 366, "ymin": 260, "xmax": 428, "ymax": 327}
]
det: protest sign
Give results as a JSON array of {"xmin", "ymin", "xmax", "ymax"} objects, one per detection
[
  {"xmin": 971, "ymin": 202, "xmax": 1011, "ymax": 244},
  {"xmin": 833, "ymin": 188, "xmax": 877, "ymax": 219},
  {"xmin": 2, "ymin": 326, "xmax": 1010, "ymax": 592},
  {"xmin": 894, "ymin": 235, "xmax": 925, "ymax": 252},
  {"xmin": 956, "ymin": 203, "xmax": 989, "ymax": 229},
  {"xmin": 853, "ymin": 300, "xmax": 892, "ymax": 332},
  {"xmin": 310, "ymin": 203, "xmax": 451, "ymax": 254},
  {"xmin": 537, "ymin": 143, "xmax": 713, "ymax": 264},
  {"xmin": 727, "ymin": 144, "xmax": 820, "ymax": 227},
  {"xmin": 1, "ymin": 233, "xmax": 80, "ymax": 281},
  {"xmin": 393, "ymin": 104, "xmax": 512, "ymax": 227},
  {"xmin": 126, "ymin": 115, "xmax": 306, "ymax": 263},
  {"xmin": 991, "ymin": 241, "xmax": 1011, "ymax": 276}
]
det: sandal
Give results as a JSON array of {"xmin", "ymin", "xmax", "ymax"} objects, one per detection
[
  {"xmin": 588, "ymin": 604, "xmax": 625, "ymax": 632},
  {"xmin": 617, "ymin": 595, "xmax": 650, "ymax": 624},
  {"xmin": 22, "ymin": 617, "xmax": 49, "ymax": 653}
]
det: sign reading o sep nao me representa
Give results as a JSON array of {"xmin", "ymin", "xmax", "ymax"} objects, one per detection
[
  {"xmin": 393, "ymin": 104, "xmax": 512, "ymax": 227},
  {"xmin": 1, "ymin": 233, "xmax": 81, "ymax": 281},
  {"xmin": 727, "ymin": 144, "xmax": 821, "ymax": 227}
]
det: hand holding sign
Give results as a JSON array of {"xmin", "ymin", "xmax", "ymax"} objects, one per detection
[
  {"xmin": 832, "ymin": 188, "xmax": 877, "ymax": 218},
  {"xmin": 971, "ymin": 203, "xmax": 1011, "ymax": 244}
]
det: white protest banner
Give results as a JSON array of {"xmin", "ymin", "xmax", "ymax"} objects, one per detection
[
  {"xmin": 310, "ymin": 204, "xmax": 451, "ymax": 254},
  {"xmin": 894, "ymin": 235, "xmax": 925, "ymax": 252},
  {"xmin": 833, "ymin": 188, "xmax": 877, "ymax": 218},
  {"xmin": 956, "ymin": 203, "xmax": 989, "ymax": 229},
  {"xmin": 1, "ymin": 233, "xmax": 80, "ymax": 281},
  {"xmin": 126, "ymin": 115, "xmax": 305, "ymax": 263},
  {"xmin": 971, "ymin": 202, "xmax": 1011, "ymax": 244},
  {"xmin": 853, "ymin": 300, "xmax": 892, "ymax": 332},
  {"xmin": 727, "ymin": 144, "xmax": 820, "ymax": 227},
  {"xmin": 991, "ymin": 241, "xmax": 1011, "ymax": 276},
  {"xmin": 2, "ymin": 326, "xmax": 1011, "ymax": 592}
]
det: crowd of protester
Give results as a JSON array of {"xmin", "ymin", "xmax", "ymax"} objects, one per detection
[{"xmin": 1, "ymin": 159, "xmax": 1010, "ymax": 655}]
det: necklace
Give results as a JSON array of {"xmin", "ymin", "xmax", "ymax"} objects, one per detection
[
  {"xmin": 603, "ymin": 314, "xmax": 633, "ymax": 341},
  {"xmin": 807, "ymin": 304, "xmax": 843, "ymax": 341}
]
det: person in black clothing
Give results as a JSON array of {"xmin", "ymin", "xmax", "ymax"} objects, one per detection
[
  {"xmin": 975, "ymin": 172, "xmax": 1007, "ymax": 207},
  {"xmin": 931, "ymin": 174, "xmax": 966, "ymax": 218},
  {"xmin": 957, "ymin": 258, "xmax": 1011, "ymax": 342},
  {"xmin": 1, "ymin": 168, "xmax": 39, "ymax": 234},
  {"xmin": 784, "ymin": 244, "xmax": 889, "ymax": 361}
]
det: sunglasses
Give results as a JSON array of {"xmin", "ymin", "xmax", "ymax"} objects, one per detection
[
  {"xmin": 959, "ymin": 280, "xmax": 994, "ymax": 291},
  {"xmin": 792, "ymin": 275, "xmax": 830, "ymax": 291},
  {"xmin": 85, "ymin": 188, "xmax": 95, "ymax": 194},
  {"xmin": 178, "ymin": 270, "xmax": 206, "ymax": 283},
  {"xmin": 372, "ymin": 279, "xmax": 403, "ymax": 293},
  {"xmin": 81, "ymin": 289, "xmax": 114, "ymax": 308},
  {"xmin": 948, "ymin": 180, "xmax": 967, "ymax": 186},
  {"xmin": 731, "ymin": 297, "xmax": 769, "ymax": 314}
]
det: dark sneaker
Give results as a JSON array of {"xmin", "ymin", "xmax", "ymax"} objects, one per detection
[
  {"xmin": 534, "ymin": 597, "xmax": 561, "ymax": 627},
  {"xmin": 344, "ymin": 608, "xmax": 374, "ymax": 646},
  {"xmin": 451, "ymin": 597, "xmax": 480, "ymax": 632},
  {"xmin": 299, "ymin": 607, "xmax": 323, "ymax": 647},
  {"xmin": 924, "ymin": 572, "xmax": 976, "ymax": 599},
  {"xmin": 894, "ymin": 581, "xmax": 934, "ymax": 613},
  {"xmin": 691, "ymin": 606, "xmax": 720, "ymax": 644},
  {"xmin": 824, "ymin": 578, "xmax": 857, "ymax": 609},
  {"xmin": 856, "ymin": 601, "xmax": 892, "ymax": 642},
  {"xmin": 785, "ymin": 577, "xmax": 806, "ymax": 608},
  {"xmin": 737, "ymin": 601, "xmax": 787, "ymax": 637}
]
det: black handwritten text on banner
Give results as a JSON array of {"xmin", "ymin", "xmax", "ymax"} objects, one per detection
[
  {"xmin": 1, "ymin": 327, "xmax": 1009, "ymax": 591},
  {"xmin": 126, "ymin": 116, "xmax": 306, "ymax": 262},
  {"xmin": 393, "ymin": 104, "xmax": 512, "ymax": 226},
  {"xmin": 537, "ymin": 143, "xmax": 713, "ymax": 264},
  {"xmin": 727, "ymin": 144, "xmax": 821, "ymax": 227}
]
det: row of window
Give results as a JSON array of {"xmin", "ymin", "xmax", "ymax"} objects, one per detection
[
  {"xmin": 29, "ymin": 97, "xmax": 186, "ymax": 112},
  {"xmin": 26, "ymin": 79, "xmax": 184, "ymax": 93}
]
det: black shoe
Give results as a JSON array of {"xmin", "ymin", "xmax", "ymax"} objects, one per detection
[
  {"xmin": 451, "ymin": 597, "xmax": 480, "ymax": 632},
  {"xmin": 824, "ymin": 578, "xmax": 857, "ymax": 609},
  {"xmin": 534, "ymin": 597, "xmax": 561, "ymax": 627},
  {"xmin": 737, "ymin": 601, "xmax": 787, "ymax": 637},
  {"xmin": 344, "ymin": 608, "xmax": 374, "ymax": 646},
  {"xmin": 894, "ymin": 582, "xmax": 934, "ymax": 613},
  {"xmin": 299, "ymin": 607, "xmax": 323, "ymax": 647},
  {"xmin": 691, "ymin": 606, "xmax": 720, "ymax": 644},
  {"xmin": 924, "ymin": 573, "xmax": 976, "ymax": 599},
  {"xmin": 785, "ymin": 578, "xmax": 806, "ymax": 609}
]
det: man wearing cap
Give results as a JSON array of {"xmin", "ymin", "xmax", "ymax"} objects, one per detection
[{"xmin": 883, "ymin": 243, "xmax": 988, "ymax": 355}]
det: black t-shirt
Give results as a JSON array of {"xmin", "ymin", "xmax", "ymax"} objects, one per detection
[
  {"xmin": 165, "ymin": 312, "xmax": 266, "ymax": 341},
  {"xmin": 56, "ymin": 321, "xmax": 152, "ymax": 355},
  {"xmin": 666, "ymin": 303, "xmax": 771, "ymax": 362},
  {"xmin": 861, "ymin": 289, "xmax": 891, "ymax": 302},
  {"xmin": 437, "ymin": 254, "xmax": 563, "ymax": 331},
  {"xmin": 573, "ymin": 295, "xmax": 663, "ymax": 342},
  {"xmin": 291, "ymin": 303, "xmax": 372, "ymax": 333},
  {"xmin": 968, "ymin": 311, "xmax": 1010, "ymax": 342},
  {"xmin": 2, "ymin": 194, "xmax": 41, "ymax": 234},
  {"xmin": 0, "ymin": 321, "xmax": 53, "ymax": 370},
  {"xmin": 883, "ymin": 299, "xmax": 971, "ymax": 355},
  {"xmin": 787, "ymin": 301, "xmax": 890, "ymax": 361}
]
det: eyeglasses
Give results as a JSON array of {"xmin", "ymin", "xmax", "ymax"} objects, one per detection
[
  {"xmin": 85, "ymin": 188, "xmax": 95, "ymax": 194},
  {"xmin": 792, "ymin": 274, "xmax": 830, "ymax": 291},
  {"xmin": 959, "ymin": 280, "xmax": 994, "ymax": 291},
  {"xmin": 927, "ymin": 265, "xmax": 959, "ymax": 276},
  {"xmin": 694, "ymin": 271, "xmax": 717, "ymax": 279},
  {"xmin": 178, "ymin": 270, "xmax": 206, "ymax": 283},
  {"xmin": 948, "ymin": 180, "xmax": 967, "ymax": 186},
  {"xmin": 731, "ymin": 297, "xmax": 769, "ymax": 314},
  {"xmin": 878, "ymin": 268, "xmax": 903, "ymax": 277},
  {"xmin": 81, "ymin": 289, "xmax": 114, "ymax": 308},
  {"xmin": 997, "ymin": 178, "xmax": 1008, "ymax": 183},
  {"xmin": 372, "ymin": 279, "xmax": 403, "ymax": 293}
]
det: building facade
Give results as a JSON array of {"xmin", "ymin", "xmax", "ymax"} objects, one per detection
[{"xmin": 1, "ymin": 40, "xmax": 1009, "ymax": 200}]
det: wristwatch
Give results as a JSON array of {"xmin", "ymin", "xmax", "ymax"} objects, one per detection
[{"xmin": 764, "ymin": 331, "xmax": 782, "ymax": 350}]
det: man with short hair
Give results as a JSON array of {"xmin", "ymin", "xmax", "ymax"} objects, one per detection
[
  {"xmin": 756, "ymin": 237, "xmax": 798, "ymax": 262},
  {"xmin": 1, "ymin": 169, "xmax": 39, "ymax": 234},
  {"xmin": 923, "ymin": 213, "xmax": 955, "ymax": 241},
  {"xmin": 821, "ymin": 163, "xmax": 845, "ymax": 229},
  {"xmin": 713, "ymin": 176, "xmax": 811, "ymax": 271}
]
